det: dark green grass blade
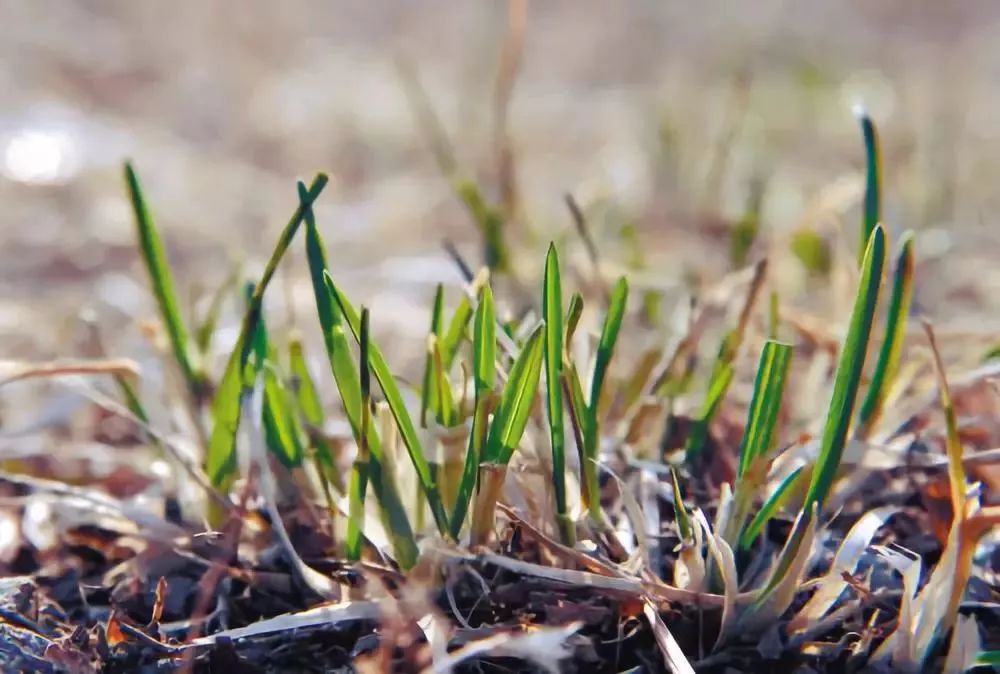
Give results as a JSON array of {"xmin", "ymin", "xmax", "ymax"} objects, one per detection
[
  {"xmin": 484, "ymin": 323, "xmax": 545, "ymax": 465},
  {"xmin": 205, "ymin": 174, "xmax": 328, "ymax": 488},
  {"xmin": 543, "ymin": 244, "xmax": 572, "ymax": 542},
  {"xmin": 684, "ymin": 363, "xmax": 735, "ymax": 463},
  {"xmin": 303, "ymin": 190, "xmax": 418, "ymax": 566},
  {"xmin": 421, "ymin": 284, "xmax": 445, "ymax": 427},
  {"xmin": 737, "ymin": 340, "xmax": 793, "ymax": 478},
  {"xmin": 856, "ymin": 232, "xmax": 914, "ymax": 437},
  {"xmin": 739, "ymin": 466, "xmax": 805, "ymax": 550},
  {"xmin": 589, "ymin": 277, "xmax": 629, "ymax": 413},
  {"xmin": 450, "ymin": 285, "xmax": 496, "ymax": 536},
  {"xmin": 804, "ymin": 224, "xmax": 886, "ymax": 512},
  {"xmin": 858, "ymin": 110, "xmax": 881, "ymax": 268},
  {"xmin": 324, "ymin": 272, "xmax": 450, "ymax": 536},
  {"xmin": 124, "ymin": 162, "xmax": 202, "ymax": 398},
  {"xmin": 245, "ymin": 283, "xmax": 304, "ymax": 470}
]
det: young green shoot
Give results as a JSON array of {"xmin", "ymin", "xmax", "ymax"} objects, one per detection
[
  {"xmin": 543, "ymin": 244, "xmax": 573, "ymax": 544},
  {"xmin": 324, "ymin": 272, "xmax": 451, "ymax": 537},
  {"xmin": 803, "ymin": 224, "xmax": 886, "ymax": 513},
  {"xmin": 581, "ymin": 277, "xmax": 628, "ymax": 526},
  {"xmin": 204, "ymin": 174, "xmax": 328, "ymax": 491},
  {"xmin": 346, "ymin": 308, "xmax": 373, "ymax": 561},
  {"xmin": 471, "ymin": 322, "xmax": 545, "ymax": 544},
  {"xmin": 302, "ymin": 188, "xmax": 418, "ymax": 567},
  {"xmin": 124, "ymin": 162, "xmax": 205, "ymax": 403},
  {"xmin": 856, "ymin": 232, "xmax": 914, "ymax": 438},
  {"xmin": 450, "ymin": 284, "xmax": 496, "ymax": 538}
]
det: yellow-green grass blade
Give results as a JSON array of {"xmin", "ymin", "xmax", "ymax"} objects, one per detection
[
  {"xmin": 430, "ymin": 337, "xmax": 456, "ymax": 427},
  {"xmin": 564, "ymin": 292, "xmax": 584, "ymax": 349},
  {"xmin": 737, "ymin": 340, "xmax": 793, "ymax": 478},
  {"xmin": 803, "ymin": 224, "xmax": 886, "ymax": 513},
  {"xmin": 670, "ymin": 467, "xmax": 692, "ymax": 542},
  {"xmin": 543, "ymin": 244, "xmax": 573, "ymax": 544},
  {"xmin": 324, "ymin": 272, "xmax": 450, "ymax": 536},
  {"xmin": 420, "ymin": 284, "xmax": 445, "ymax": 427},
  {"xmin": 739, "ymin": 465, "xmax": 805, "ymax": 551},
  {"xmin": 768, "ymin": 290, "xmax": 780, "ymax": 340},
  {"xmin": 857, "ymin": 109, "xmax": 882, "ymax": 268},
  {"xmin": 303, "ymin": 193, "xmax": 417, "ymax": 566},
  {"xmin": 346, "ymin": 308, "xmax": 374, "ymax": 561},
  {"xmin": 484, "ymin": 323, "xmax": 545, "ymax": 465},
  {"xmin": 455, "ymin": 179, "xmax": 508, "ymax": 273},
  {"xmin": 441, "ymin": 294, "xmax": 474, "ymax": 370},
  {"xmin": 450, "ymin": 284, "xmax": 496, "ymax": 537},
  {"xmin": 856, "ymin": 232, "xmax": 914, "ymax": 438},
  {"xmin": 288, "ymin": 338, "xmax": 334, "ymax": 463},
  {"xmin": 262, "ymin": 362, "xmax": 306, "ymax": 469},
  {"xmin": 124, "ymin": 162, "xmax": 203, "ymax": 400},
  {"xmin": 204, "ymin": 174, "xmax": 328, "ymax": 489}
]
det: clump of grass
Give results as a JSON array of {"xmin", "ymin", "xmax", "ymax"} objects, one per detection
[{"xmin": 103, "ymin": 102, "xmax": 998, "ymax": 671}]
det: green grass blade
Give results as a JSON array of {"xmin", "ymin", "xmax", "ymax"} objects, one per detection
[
  {"xmin": 684, "ymin": 363, "xmax": 735, "ymax": 463},
  {"xmin": 670, "ymin": 467, "xmax": 692, "ymax": 542},
  {"xmin": 323, "ymin": 272, "xmax": 450, "ymax": 536},
  {"xmin": 420, "ymin": 284, "xmax": 445, "ymax": 427},
  {"xmin": 857, "ymin": 109, "xmax": 882, "ymax": 268},
  {"xmin": 856, "ymin": 232, "xmax": 914, "ymax": 438},
  {"xmin": 346, "ymin": 309, "xmax": 374, "ymax": 561},
  {"xmin": 450, "ymin": 285, "xmax": 496, "ymax": 537},
  {"xmin": 739, "ymin": 465, "xmax": 806, "ymax": 550},
  {"xmin": 543, "ymin": 244, "xmax": 572, "ymax": 543},
  {"xmin": 737, "ymin": 340, "xmax": 793, "ymax": 478},
  {"xmin": 484, "ymin": 323, "xmax": 545, "ymax": 465},
  {"xmin": 261, "ymin": 362, "xmax": 306, "ymax": 468},
  {"xmin": 204, "ymin": 174, "xmax": 328, "ymax": 488},
  {"xmin": 441, "ymin": 294, "xmax": 474, "ymax": 370},
  {"xmin": 303, "ymin": 189, "xmax": 417, "ymax": 566},
  {"xmin": 589, "ymin": 277, "xmax": 629, "ymax": 412},
  {"xmin": 124, "ymin": 162, "xmax": 203, "ymax": 399},
  {"xmin": 289, "ymin": 337, "xmax": 340, "ymax": 488},
  {"xmin": 474, "ymin": 285, "xmax": 497, "ymax": 394},
  {"xmin": 289, "ymin": 338, "xmax": 323, "ymax": 428},
  {"xmin": 455, "ymin": 179, "xmax": 509, "ymax": 273},
  {"xmin": 430, "ymin": 337, "xmax": 456, "ymax": 427},
  {"xmin": 768, "ymin": 291, "xmax": 780, "ymax": 340},
  {"xmin": 564, "ymin": 292, "xmax": 584, "ymax": 349},
  {"xmin": 804, "ymin": 224, "xmax": 886, "ymax": 512}
]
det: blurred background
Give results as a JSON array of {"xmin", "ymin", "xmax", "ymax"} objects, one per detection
[{"xmin": 2, "ymin": 0, "xmax": 1000, "ymax": 364}]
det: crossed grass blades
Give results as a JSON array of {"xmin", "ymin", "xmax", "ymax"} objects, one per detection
[{"xmin": 118, "ymin": 110, "xmax": 996, "ymax": 672}]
